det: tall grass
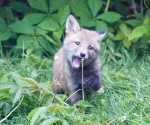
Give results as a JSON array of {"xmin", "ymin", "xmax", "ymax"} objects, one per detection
[
  {"xmin": 0, "ymin": 50, "xmax": 150, "ymax": 124},
  {"xmin": 91, "ymin": 49, "xmax": 150, "ymax": 124}
]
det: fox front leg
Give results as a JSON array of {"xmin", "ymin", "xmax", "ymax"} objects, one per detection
[
  {"xmin": 84, "ymin": 74, "xmax": 101, "ymax": 91},
  {"xmin": 68, "ymin": 83, "xmax": 82, "ymax": 105}
]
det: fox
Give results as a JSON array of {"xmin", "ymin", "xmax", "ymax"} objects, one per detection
[{"xmin": 52, "ymin": 15, "xmax": 106, "ymax": 105}]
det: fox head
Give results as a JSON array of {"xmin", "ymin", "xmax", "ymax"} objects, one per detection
[{"xmin": 64, "ymin": 15, "xmax": 106, "ymax": 69}]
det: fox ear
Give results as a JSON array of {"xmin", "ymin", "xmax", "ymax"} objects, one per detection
[
  {"xmin": 66, "ymin": 15, "xmax": 81, "ymax": 35},
  {"xmin": 97, "ymin": 30, "xmax": 106, "ymax": 42}
]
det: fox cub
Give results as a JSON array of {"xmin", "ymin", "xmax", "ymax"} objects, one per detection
[{"xmin": 52, "ymin": 15, "xmax": 106, "ymax": 105}]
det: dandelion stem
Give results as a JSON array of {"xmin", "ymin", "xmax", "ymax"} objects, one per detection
[{"xmin": 81, "ymin": 58, "xmax": 85, "ymax": 100}]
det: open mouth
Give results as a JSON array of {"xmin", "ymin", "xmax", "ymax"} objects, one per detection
[{"xmin": 72, "ymin": 56, "xmax": 81, "ymax": 68}]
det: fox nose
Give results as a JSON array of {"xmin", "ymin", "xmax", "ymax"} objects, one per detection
[{"xmin": 80, "ymin": 52, "xmax": 86, "ymax": 58}]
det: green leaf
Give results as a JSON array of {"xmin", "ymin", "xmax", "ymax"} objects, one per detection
[
  {"xmin": 106, "ymin": 39, "xmax": 115, "ymax": 48},
  {"xmin": 119, "ymin": 23, "xmax": 131, "ymax": 36},
  {"xmin": 143, "ymin": 16, "xmax": 150, "ymax": 28},
  {"xmin": 16, "ymin": 35, "xmax": 33, "ymax": 49},
  {"xmin": 95, "ymin": 20, "xmax": 107, "ymax": 30},
  {"xmin": 38, "ymin": 18, "xmax": 60, "ymax": 31},
  {"xmin": 58, "ymin": 5, "xmax": 70, "ymax": 26},
  {"xmin": 69, "ymin": 0, "xmax": 91, "ymax": 17},
  {"xmin": 75, "ymin": 100, "xmax": 93, "ymax": 110},
  {"xmin": 88, "ymin": 0, "xmax": 102, "ymax": 17},
  {"xmin": 43, "ymin": 35, "xmax": 61, "ymax": 52},
  {"xmin": 80, "ymin": 16, "xmax": 95, "ymax": 27},
  {"xmin": 125, "ymin": 19, "xmax": 142, "ymax": 26},
  {"xmin": 140, "ymin": 35, "xmax": 150, "ymax": 44},
  {"xmin": 9, "ymin": 1, "xmax": 28, "ymax": 13},
  {"xmin": 0, "ymin": 93, "xmax": 10, "ymax": 101},
  {"xmin": 133, "ymin": 13, "xmax": 144, "ymax": 20},
  {"xmin": 41, "ymin": 118, "xmax": 60, "ymax": 125},
  {"xmin": 21, "ymin": 78, "xmax": 39, "ymax": 88},
  {"xmin": 53, "ymin": 29, "xmax": 64, "ymax": 40},
  {"xmin": 23, "ymin": 13, "xmax": 46, "ymax": 25},
  {"xmin": 54, "ymin": 94, "xmax": 67, "ymax": 103},
  {"xmin": 37, "ymin": 36, "xmax": 53, "ymax": 52},
  {"xmin": 10, "ymin": 21, "xmax": 34, "ymax": 35},
  {"xmin": 0, "ymin": 18, "xmax": 7, "ymax": 28},
  {"xmin": 12, "ymin": 89, "xmax": 22, "ymax": 106},
  {"xmin": 35, "ymin": 27, "xmax": 48, "ymax": 36},
  {"xmin": 0, "ymin": 72, "xmax": 6, "ymax": 78},
  {"xmin": 9, "ymin": 86, "xmax": 18, "ymax": 94},
  {"xmin": 97, "ymin": 11, "xmax": 122, "ymax": 23},
  {"xmin": 28, "ymin": 107, "xmax": 47, "ymax": 125},
  {"xmin": 11, "ymin": 72, "xmax": 23, "ymax": 85},
  {"xmin": 0, "ymin": 29, "xmax": 11, "ymax": 41},
  {"xmin": 27, "ymin": 49, "xmax": 43, "ymax": 57},
  {"xmin": 48, "ymin": 104, "xmax": 70, "ymax": 117},
  {"xmin": 30, "ymin": 38, "xmax": 41, "ymax": 50},
  {"xmin": 44, "ymin": 34, "xmax": 60, "ymax": 47},
  {"xmin": 49, "ymin": 0, "xmax": 66, "ymax": 13},
  {"xmin": 123, "ymin": 38, "xmax": 131, "ymax": 49},
  {"xmin": 3, "ymin": 103, "xmax": 12, "ymax": 116},
  {"xmin": 27, "ymin": 0, "xmax": 48, "ymax": 13},
  {"xmin": 0, "ymin": 7, "xmax": 14, "ymax": 20},
  {"xmin": 0, "ymin": 83, "xmax": 14, "ymax": 91},
  {"xmin": 28, "ymin": 108, "xmax": 38, "ymax": 119},
  {"xmin": 114, "ymin": 32, "xmax": 125, "ymax": 40},
  {"xmin": 0, "ymin": 18, "xmax": 12, "ymax": 41},
  {"xmin": 128, "ymin": 26, "xmax": 148, "ymax": 41}
]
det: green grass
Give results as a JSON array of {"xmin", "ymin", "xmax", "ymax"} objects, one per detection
[
  {"xmin": 91, "ymin": 54, "xmax": 150, "ymax": 124},
  {"xmin": 0, "ymin": 51, "xmax": 150, "ymax": 125}
]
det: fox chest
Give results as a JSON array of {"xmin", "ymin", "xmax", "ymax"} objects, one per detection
[{"xmin": 69, "ymin": 65, "xmax": 98, "ymax": 83}]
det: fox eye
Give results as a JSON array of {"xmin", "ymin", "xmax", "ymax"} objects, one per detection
[
  {"xmin": 88, "ymin": 45, "xmax": 93, "ymax": 50},
  {"xmin": 75, "ymin": 41, "xmax": 80, "ymax": 45}
]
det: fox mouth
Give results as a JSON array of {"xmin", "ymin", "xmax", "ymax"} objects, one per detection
[{"xmin": 72, "ymin": 56, "xmax": 82, "ymax": 69}]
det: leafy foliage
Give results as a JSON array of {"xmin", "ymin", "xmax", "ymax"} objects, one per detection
[
  {"xmin": 0, "ymin": 0, "xmax": 149, "ymax": 58},
  {"xmin": 114, "ymin": 14, "xmax": 150, "ymax": 49}
]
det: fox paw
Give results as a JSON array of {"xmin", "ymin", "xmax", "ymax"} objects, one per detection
[{"xmin": 84, "ymin": 74, "xmax": 101, "ymax": 90}]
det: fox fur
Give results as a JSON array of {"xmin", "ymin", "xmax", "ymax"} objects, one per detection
[{"xmin": 52, "ymin": 15, "xmax": 106, "ymax": 105}]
